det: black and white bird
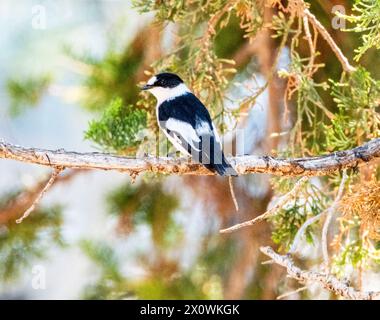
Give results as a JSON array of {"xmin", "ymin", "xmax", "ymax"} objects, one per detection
[{"xmin": 141, "ymin": 72, "xmax": 237, "ymax": 176}]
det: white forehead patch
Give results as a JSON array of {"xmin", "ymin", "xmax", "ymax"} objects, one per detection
[{"xmin": 147, "ymin": 76, "xmax": 157, "ymax": 86}]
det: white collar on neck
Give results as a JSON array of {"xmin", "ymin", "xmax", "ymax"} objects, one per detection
[{"xmin": 149, "ymin": 83, "xmax": 190, "ymax": 105}]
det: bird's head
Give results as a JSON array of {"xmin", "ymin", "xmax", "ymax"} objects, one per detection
[{"xmin": 141, "ymin": 72, "xmax": 189, "ymax": 103}]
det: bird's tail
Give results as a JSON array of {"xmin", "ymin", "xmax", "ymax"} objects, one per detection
[
  {"xmin": 210, "ymin": 154, "xmax": 238, "ymax": 177},
  {"xmin": 198, "ymin": 134, "xmax": 238, "ymax": 176}
]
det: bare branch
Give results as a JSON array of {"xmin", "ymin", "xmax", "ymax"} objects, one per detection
[
  {"xmin": 0, "ymin": 169, "xmax": 81, "ymax": 225},
  {"xmin": 1, "ymin": 139, "xmax": 379, "ymax": 176},
  {"xmin": 15, "ymin": 167, "xmax": 64, "ymax": 224},
  {"xmin": 302, "ymin": 15, "xmax": 316, "ymax": 74},
  {"xmin": 228, "ymin": 176, "xmax": 239, "ymax": 211},
  {"xmin": 289, "ymin": 171, "xmax": 348, "ymax": 255},
  {"xmin": 273, "ymin": 0, "xmax": 355, "ymax": 72},
  {"xmin": 220, "ymin": 177, "xmax": 308, "ymax": 233},
  {"xmin": 321, "ymin": 170, "xmax": 348, "ymax": 269},
  {"xmin": 276, "ymin": 286, "xmax": 307, "ymax": 300},
  {"xmin": 303, "ymin": 8, "xmax": 356, "ymax": 73},
  {"xmin": 260, "ymin": 246, "xmax": 380, "ymax": 300},
  {"xmin": 288, "ymin": 210, "xmax": 325, "ymax": 254}
]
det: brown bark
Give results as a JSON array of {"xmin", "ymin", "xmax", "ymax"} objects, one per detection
[{"xmin": 1, "ymin": 139, "xmax": 379, "ymax": 176}]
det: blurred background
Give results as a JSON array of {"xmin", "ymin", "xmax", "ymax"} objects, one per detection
[
  {"xmin": 0, "ymin": 0, "xmax": 278, "ymax": 299},
  {"xmin": 1, "ymin": 0, "xmax": 379, "ymax": 299}
]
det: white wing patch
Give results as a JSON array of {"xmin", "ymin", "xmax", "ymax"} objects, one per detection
[
  {"xmin": 196, "ymin": 120, "xmax": 222, "ymax": 146},
  {"xmin": 161, "ymin": 118, "xmax": 201, "ymax": 152},
  {"xmin": 162, "ymin": 130, "xmax": 191, "ymax": 156},
  {"xmin": 195, "ymin": 121, "xmax": 211, "ymax": 135},
  {"xmin": 160, "ymin": 118, "xmax": 222, "ymax": 157}
]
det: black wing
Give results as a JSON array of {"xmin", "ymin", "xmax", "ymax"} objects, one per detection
[{"xmin": 158, "ymin": 93, "xmax": 237, "ymax": 176}]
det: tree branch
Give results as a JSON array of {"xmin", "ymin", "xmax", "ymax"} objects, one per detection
[
  {"xmin": 0, "ymin": 169, "xmax": 80, "ymax": 225},
  {"xmin": 304, "ymin": 8, "xmax": 355, "ymax": 73},
  {"xmin": 16, "ymin": 167, "xmax": 64, "ymax": 223},
  {"xmin": 321, "ymin": 170, "xmax": 348, "ymax": 270},
  {"xmin": 0, "ymin": 138, "xmax": 380, "ymax": 176},
  {"xmin": 289, "ymin": 171, "xmax": 348, "ymax": 255},
  {"xmin": 260, "ymin": 246, "xmax": 380, "ymax": 300},
  {"xmin": 220, "ymin": 177, "xmax": 308, "ymax": 233},
  {"xmin": 290, "ymin": 0, "xmax": 356, "ymax": 73}
]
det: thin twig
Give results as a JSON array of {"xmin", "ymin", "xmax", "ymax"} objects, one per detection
[
  {"xmin": 260, "ymin": 246, "xmax": 380, "ymax": 300},
  {"xmin": 322, "ymin": 171, "xmax": 348, "ymax": 270},
  {"xmin": 289, "ymin": 171, "xmax": 348, "ymax": 255},
  {"xmin": 0, "ymin": 169, "xmax": 81, "ymax": 225},
  {"xmin": 220, "ymin": 177, "xmax": 308, "ymax": 233},
  {"xmin": 228, "ymin": 176, "xmax": 239, "ymax": 212},
  {"xmin": 289, "ymin": 209, "xmax": 326, "ymax": 254},
  {"xmin": 303, "ymin": 8, "xmax": 356, "ymax": 73},
  {"xmin": 276, "ymin": 286, "xmax": 308, "ymax": 300},
  {"xmin": 16, "ymin": 167, "xmax": 64, "ymax": 224},
  {"xmin": 302, "ymin": 15, "xmax": 315, "ymax": 73}
]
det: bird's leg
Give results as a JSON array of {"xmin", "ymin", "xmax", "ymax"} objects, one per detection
[
  {"xmin": 166, "ymin": 151, "xmax": 178, "ymax": 158},
  {"xmin": 143, "ymin": 152, "xmax": 157, "ymax": 158},
  {"xmin": 166, "ymin": 150, "xmax": 192, "ymax": 162},
  {"xmin": 165, "ymin": 147, "xmax": 182, "ymax": 158}
]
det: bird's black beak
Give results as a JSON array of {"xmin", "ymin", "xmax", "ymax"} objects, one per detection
[{"xmin": 141, "ymin": 84, "xmax": 152, "ymax": 91}]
